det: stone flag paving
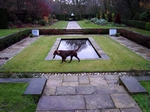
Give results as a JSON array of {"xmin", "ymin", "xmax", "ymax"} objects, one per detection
[{"xmin": 36, "ymin": 74, "xmax": 142, "ymax": 112}]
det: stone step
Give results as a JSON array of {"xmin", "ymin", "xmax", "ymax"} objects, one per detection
[
  {"xmin": 24, "ymin": 78, "xmax": 47, "ymax": 95},
  {"xmin": 36, "ymin": 94, "xmax": 117, "ymax": 111},
  {"xmin": 36, "ymin": 85, "xmax": 140, "ymax": 111},
  {"xmin": 0, "ymin": 78, "xmax": 31, "ymax": 83},
  {"xmin": 119, "ymin": 77, "xmax": 147, "ymax": 94},
  {"xmin": 43, "ymin": 85, "xmax": 128, "ymax": 96},
  {"xmin": 135, "ymin": 76, "xmax": 150, "ymax": 81}
]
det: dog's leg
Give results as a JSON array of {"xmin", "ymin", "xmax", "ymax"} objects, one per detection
[
  {"xmin": 74, "ymin": 53, "xmax": 80, "ymax": 62},
  {"xmin": 61, "ymin": 57, "xmax": 67, "ymax": 63},
  {"xmin": 61, "ymin": 57, "xmax": 64, "ymax": 63},
  {"xmin": 68, "ymin": 56, "xmax": 73, "ymax": 63},
  {"xmin": 75, "ymin": 55, "xmax": 80, "ymax": 62}
]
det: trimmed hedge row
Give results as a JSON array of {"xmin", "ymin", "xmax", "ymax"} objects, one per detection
[
  {"xmin": 118, "ymin": 29, "xmax": 150, "ymax": 49},
  {"xmin": 0, "ymin": 29, "xmax": 31, "ymax": 51},
  {"xmin": 83, "ymin": 29, "xmax": 109, "ymax": 34},
  {"xmin": 39, "ymin": 29, "xmax": 64, "ymax": 35},
  {"xmin": 39, "ymin": 29, "xmax": 109, "ymax": 35},
  {"xmin": 121, "ymin": 19, "xmax": 150, "ymax": 31}
]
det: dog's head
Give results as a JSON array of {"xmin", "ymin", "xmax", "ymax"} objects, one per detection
[{"xmin": 53, "ymin": 50, "xmax": 60, "ymax": 58}]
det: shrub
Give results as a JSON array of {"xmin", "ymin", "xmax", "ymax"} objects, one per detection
[
  {"xmin": 95, "ymin": 19, "xmax": 107, "ymax": 25},
  {"xmin": 108, "ymin": 13, "xmax": 112, "ymax": 22},
  {"xmin": 39, "ymin": 19, "xmax": 46, "ymax": 26},
  {"xmin": 104, "ymin": 13, "xmax": 108, "ymax": 21},
  {"xmin": 90, "ymin": 18, "xmax": 98, "ymax": 23},
  {"xmin": 114, "ymin": 14, "xmax": 121, "ymax": 24},
  {"xmin": 26, "ymin": 17, "xmax": 32, "ymax": 23},
  {"xmin": 14, "ymin": 20, "xmax": 23, "ymax": 28},
  {"xmin": 112, "ymin": 13, "xmax": 115, "ymax": 22},
  {"xmin": 145, "ymin": 22, "xmax": 150, "ymax": 30},
  {"xmin": 29, "ymin": 33, "xmax": 34, "ymax": 38},
  {"xmin": 7, "ymin": 21, "xmax": 14, "ymax": 28},
  {"xmin": 115, "ymin": 33, "xmax": 120, "ymax": 37},
  {"xmin": 0, "ymin": 29, "xmax": 31, "ymax": 51}
]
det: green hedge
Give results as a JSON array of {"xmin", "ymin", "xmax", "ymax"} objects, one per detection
[
  {"xmin": 39, "ymin": 29, "xmax": 109, "ymax": 35},
  {"xmin": 55, "ymin": 14, "xmax": 95, "ymax": 21},
  {"xmin": 118, "ymin": 29, "xmax": 150, "ymax": 49},
  {"xmin": 0, "ymin": 29, "xmax": 31, "ymax": 51},
  {"xmin": 83, "ymin": 29, "xmax": 109, "ymax": 34},
  {"xmin": 0, "ymin": 8, "xmax": 7, "ymax": 29},
  {"xmin": 121, "ymin": 19, "xmax": 150, "ymax": 30}
]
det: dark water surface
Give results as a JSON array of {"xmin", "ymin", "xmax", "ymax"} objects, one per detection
[{"xmin": 55, "ymin": 39, "xmax": 100, "ymax": 59}]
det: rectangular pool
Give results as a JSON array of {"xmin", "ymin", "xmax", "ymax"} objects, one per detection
[
  {"xmin": 45, "ymin": 37, "xmax": 110, "ymax": 60},
  {"xmin": 54, "ymin": 39, "xmax": 101, "ymax": 59}
]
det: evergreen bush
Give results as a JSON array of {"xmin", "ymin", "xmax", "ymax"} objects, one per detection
[
  {"xmin": 114, "ymin": 14, "xmax": 121, "ymax": 24},
  {"xmin": 0, "ymin": 8, "xmax": 8, "ymax": 29},
  {"xmin": 39, "ymin": 19, "xmax": 46, "ymax": 26},
  {"xmin": 121, "ymin": 19, "xmax": 150, "ymax": 30},
  {"xmin": 145, "ymin": 22, "xmax": 150, "ymax": 30},
  {"xmin": 95, "ymin": 19, "xmax": 107, "ymax": 25},
  {"xmin": 90, "ymin": 18, "xmax": 98, "ymax": 23}
]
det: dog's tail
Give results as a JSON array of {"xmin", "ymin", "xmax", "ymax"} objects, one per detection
[{"xmin": 75, "ymin": 46, "xmax": 81, "ymax": 51}]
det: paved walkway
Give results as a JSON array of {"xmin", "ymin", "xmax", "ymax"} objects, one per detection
[
  {"xmin": 36, "ymin": 73, "xmax": 142, "ymax": 112},
  {"xmin": 0, "ymin": 36, "xmax": 40, "ymax": 66},
  {"xmin": 66, "ymin": 21, "xmax": 81, "ymax": 29}
]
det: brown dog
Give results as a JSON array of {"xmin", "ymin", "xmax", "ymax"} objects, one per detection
[{"xmin": 53, "ymin": 46, "xmax": 80, "ymax": 63}]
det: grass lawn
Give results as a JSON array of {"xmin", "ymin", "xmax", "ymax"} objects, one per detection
[
  {"xmin": 132, "ymin": 81, "xmax": 150, "ymax": 112},
  {"xmin": 125, "ymin": 27, "xmax": 150, "ymax": 36},
  {"xmin": 0, "ymin": 29, "xmax": 26, "ymax": 38},
  {"xmin": 44, "ymin": 21, "xmax": 68, "ymax": 29},
  {"xmin": 77, "ymin": 21, "xmax": 121, "ymax": 29},
  {"xmin": 0, "ymin": 35, "xmax": 149, "ymax": 72},
  {"xmin": 0, "ymin": 83, "xmax": 36, "ymax": 112},
  {"xmin": 78, "ymin": 21, "xmax": 150, "ymax": 36},
  {"xmin": 0, "ymin": 21, "xmax": 68, "ymax": 38}
]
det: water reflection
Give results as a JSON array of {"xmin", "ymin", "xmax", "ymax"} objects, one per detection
[
  {"xmin": 55, "ymin": 39, "xmax": 100, "ymax": 59},
  {"xmin": 65, "ymin": 39, "xmax": 87, "ymax": 51}
]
